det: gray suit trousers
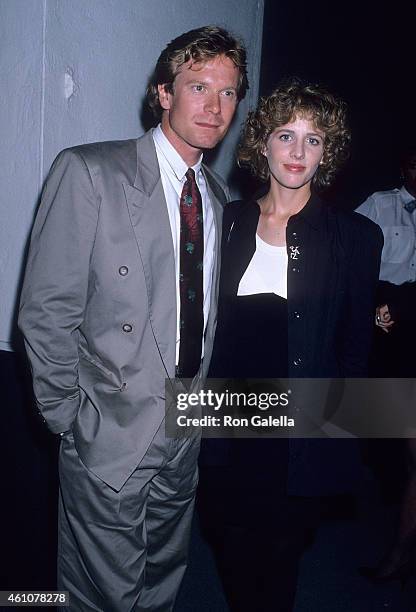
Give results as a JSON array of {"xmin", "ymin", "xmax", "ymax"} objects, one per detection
[{"xmin": 58, "ymin": 428, "xmax": 200, "ymax": 612}]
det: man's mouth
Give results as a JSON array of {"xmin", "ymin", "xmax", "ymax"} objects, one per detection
[{"xmin": 195, "ymin": 122, "xmax": 222, "ymax": 129}]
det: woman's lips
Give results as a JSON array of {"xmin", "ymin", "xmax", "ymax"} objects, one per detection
[{"xmin": 283, "ymin": 164, "xmax": 306, "ymax": 173}]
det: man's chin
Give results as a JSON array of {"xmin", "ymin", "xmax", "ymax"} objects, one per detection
[{"xmin": 195, "ymin": 135, "xmax": 226, "ymax": 151}]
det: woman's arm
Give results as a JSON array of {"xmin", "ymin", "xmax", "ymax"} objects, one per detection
[{"xmin": 339, "ymin": 215, "xmax": 383, "ymax": 376}]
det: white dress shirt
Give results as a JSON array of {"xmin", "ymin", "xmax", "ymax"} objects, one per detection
[
  {"xmin": 356, "ymin": 186, "xmax": 416, "ymax": 285},
  {"xmin": 237, "ymin": 234, "xmax": 288, "ymax": 299},
  {"xmin": 153, "ymin": 125, "xmax": 216, "ymax": 363}
]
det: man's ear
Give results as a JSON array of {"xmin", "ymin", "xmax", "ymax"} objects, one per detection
[{"xmin": 157, "ymin": 84, "xmax": 172, "ymax": 111}]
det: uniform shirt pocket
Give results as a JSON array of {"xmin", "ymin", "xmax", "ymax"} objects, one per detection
[{"xmin": 381, "ymin": 226, "xmax": 414, "ymax": 264}]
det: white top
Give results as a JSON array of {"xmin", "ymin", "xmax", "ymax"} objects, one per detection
[
  {"xmin": 356, "ymin": 186, "xmax": 416, "ymax": 285},
  {"xmin": 237, "ymin": 234, "xmax": 288, "ymax": 298},
  {"xmin": 153, "ymin": 125, "xmax": 216, "ymax": 362}
]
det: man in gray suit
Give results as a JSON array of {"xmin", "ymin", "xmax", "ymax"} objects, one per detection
[{"xmin": 19, "ymin": 26, "xmax": 248, "ymax": 611}]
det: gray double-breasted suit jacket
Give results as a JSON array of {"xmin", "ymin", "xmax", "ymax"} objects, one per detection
[{"xmin": 19, "ymin": 130, "xmax": 229, "ymax": 491}]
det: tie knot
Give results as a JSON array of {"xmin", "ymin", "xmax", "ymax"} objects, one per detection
[{"xmin": 186, "ymin": 168, "xmax": 196, "ymax": 182}]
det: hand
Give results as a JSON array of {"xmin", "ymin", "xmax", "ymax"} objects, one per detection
[{"xmin": 375, "ymin": 304, "xmax": 395, "ymax": 333}]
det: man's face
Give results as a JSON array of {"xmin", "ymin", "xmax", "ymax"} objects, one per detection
[
  {"xmin": 158, "ymin": 54, "xmax": 240, "ymax": 165},
  {"xmin": 402, "ymin": 153, "xmax": 416, "ymax": 196}
]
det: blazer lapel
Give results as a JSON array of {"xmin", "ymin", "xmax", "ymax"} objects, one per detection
[
  {"xmin": 224, "ymin": 201, "xmax": 259, "ymax": 297},
  {"xmin": 123, "ymin": 132, "xmax": 176, "ymax": 376},
  {"xmin": 200, "ymin": 166, "xmax": 226, "ymax": 375}
]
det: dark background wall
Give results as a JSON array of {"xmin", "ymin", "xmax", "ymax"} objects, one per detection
[{"xmin": 259, "ymin": 0, "xmax": 414, "ymax": 208}]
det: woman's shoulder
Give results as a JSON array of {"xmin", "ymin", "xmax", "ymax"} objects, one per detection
[
  {"xmin": 224, "ymin": 198, "xmax": 258, "ymax": 214},
  {"xmin": 221, "ymin": 200, "xmax": 260, "ymax": 247},
  {"xmin": 223, "ymin": 199, "xmax": 259, "ymax": 223},
  {"xmin": 329, "ymin": 205, "xmax": 384, "ymax": 247}
]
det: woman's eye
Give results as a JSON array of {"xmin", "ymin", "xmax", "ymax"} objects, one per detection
[
  {"xmin": 279, "ymin": 134, "xmax": 291, "ymax": 141},
  {"xmin": 307, "ymin": 137, "xmax": 322, "ymax": 146}
]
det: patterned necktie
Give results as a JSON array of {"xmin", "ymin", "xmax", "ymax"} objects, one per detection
[
  {"xmin": 404, "ymin": 199, "xmax": 416, "ymax": 213},
  {"xmin": 178, "ymin": 168, "xmax": 204, "ymax": 378}
]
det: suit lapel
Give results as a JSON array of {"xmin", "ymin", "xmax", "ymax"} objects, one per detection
[
  {"xmin": 123, "ymin": 132, "xmax": 176, "ymax": 376},
  {"xmin": 123, "ymin": 135, "xmax": 228, "ymax": 379}
]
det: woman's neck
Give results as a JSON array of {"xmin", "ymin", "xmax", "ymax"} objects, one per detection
[
  {"xmin": 258, "ymin": 182, "xmax": 311, "ymax": 220},
  {"xmin": 256, "ymin": 183, "xmax": 311, "ymax": 247}
]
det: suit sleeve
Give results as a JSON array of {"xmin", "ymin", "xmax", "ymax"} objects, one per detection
[
  {"xmin": 339, "ymin": 217, "xmax": 383, "ymax": 376},
  {"xmin": 18, "ymin": 149, "xmax": 100, "ymax": 433}
]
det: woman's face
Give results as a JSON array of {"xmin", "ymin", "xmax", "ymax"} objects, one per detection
[{"xmin": 264, "ymin": 115, "xmax": 324, "ymax": 191}]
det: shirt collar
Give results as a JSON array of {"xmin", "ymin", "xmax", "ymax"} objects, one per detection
[
  {"xmin": 153, "ymin": 124, "xmax": 203, "ymax": 181},
  {"xmin": 399, "ymin": 185, "xmax": 416, "ymax": 204}
]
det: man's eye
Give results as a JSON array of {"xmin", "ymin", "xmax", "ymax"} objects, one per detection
[
  {"xmin": 192, "ymin": 85, "xmax": 205, "ymax": 92},
  {"xmin": 222, "ymin": 90, "xmax": 236, "ymax": 98}
]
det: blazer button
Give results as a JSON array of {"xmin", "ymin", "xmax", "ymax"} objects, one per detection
[
  {"xmin": 294, "ymin": 311, "xmax": 301, "ymax": 319},
  {"xmin": 292, "ymin": 267, "xmax": 298, "ymax": 273},
  {"xmin": 119, "ymin": 266, "xmax": 129, "ymax": 276},
  {"xmin": 293, "ymin": 357, "xmax": 302, "ymax": 366},
  {"xmin": 122, "ymin": 323, "xmax": 133, "ymax": 333}
]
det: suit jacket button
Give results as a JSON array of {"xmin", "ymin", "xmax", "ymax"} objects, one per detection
[
  {"xmin": 119, "ymin": 266, "xmax": 129, "ymax": 276},
  {"xmin": 294, "ymin": 311, "xmax": 301, "ymax": 319},
  {"xmin": 293, "ymin": 358, "xmax": 302, "ymax": 366},
  {"xmin": 122, "ymin": 323, "xmax": 133, "ymax": 333}
]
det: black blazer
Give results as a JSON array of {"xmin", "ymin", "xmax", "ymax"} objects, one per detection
[
  {"xmin": 215, "ymin": 195, "xmax": 383, "ymax": 377},
  {"xmin": 203, "ymin": 194, "xmax": 383, "ymax": 495}
]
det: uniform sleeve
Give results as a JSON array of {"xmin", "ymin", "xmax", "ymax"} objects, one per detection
[
  {"xmin": 355, "ymin": 195, "xmax": 377, "ymax": 221},
  {"xmin": 18, "ymin": 149, "xmax": 100, "ymax": 433}
]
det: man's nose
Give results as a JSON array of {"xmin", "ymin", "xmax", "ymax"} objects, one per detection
[{"xmin": 205, "ymin": 92, "xmax": 221, "ymax": 114}]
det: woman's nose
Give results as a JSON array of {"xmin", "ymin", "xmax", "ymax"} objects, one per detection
[{"xmin": 290, "ymin": 140, "xmax": 305, "ymax": 159}]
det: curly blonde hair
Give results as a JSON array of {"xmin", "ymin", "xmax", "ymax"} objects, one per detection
[{"xmin": 238, "ymin": 78, "xmax": 350, "ymax": 189}]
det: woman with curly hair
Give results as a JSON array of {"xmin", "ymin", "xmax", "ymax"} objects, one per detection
[{"xmin": 198, "ymin": 78, "xmax": 383, "ymax": 611}]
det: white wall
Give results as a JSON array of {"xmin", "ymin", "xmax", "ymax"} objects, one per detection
[{"xmin": 0, "ymin": 0, "xmax": 264, "ymax": 351}]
